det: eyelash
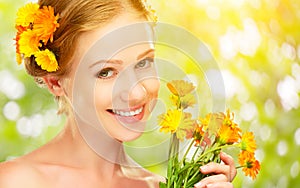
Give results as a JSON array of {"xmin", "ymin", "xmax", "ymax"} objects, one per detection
[
  {"xmin": 96, "ymin": 57, "xmax": 154, "ymax": 80},
  {"xmin": 134, "ymin": 57, "xmax": 154, "ymax": 69},
  {"xmin": 96, "ymin": 68, "xmax": 118, "ymax": 79}
]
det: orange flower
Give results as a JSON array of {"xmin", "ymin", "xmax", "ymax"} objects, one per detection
[
  {"xmin": 176, "ymin": 112, "xmax": 195, "ymax": 141},
  {"xmin": 222, "ymin": 109, "xmax": 239, "ymax": 129},
  {"xmin": 33, "ymin": 6, "xmax": 59, "ymax": 44},
  {"xmin": 15, "ymin": 2, "xmax": 39, "ymax": 27},
  {"xmin": 200, "ymin": 112, "xmax": 224, "ymax": 136},
  {"xmin": 240, "ymin": 132, "xmax": 257, "ymax": 153},
  {"xmin": 18, "ymin": 30, "xmax": 41, "ymax": 57},
  {"xmin": 167, "ymin": 80, "xmax": 195, "ymax": 97},
  {"xmin": 14, "ymin": 26, "xmax": 27, "ymax": 64},
  {"xmin": 238, "ymin": 151, "xmax": 260, "ymax": 180},
  {"xmin": 34, "ymin": 49, "xmax": 59, "ymax": 72}
]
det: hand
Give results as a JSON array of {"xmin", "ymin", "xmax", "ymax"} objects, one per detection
[{"xmin": 194, "ymin": 152, "xmax": 237, "ymax": 188}]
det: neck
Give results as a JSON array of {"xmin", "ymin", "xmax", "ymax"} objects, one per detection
[{"xmin": 50, "ymin": 115, "xmax": 129, "ymax": 172}]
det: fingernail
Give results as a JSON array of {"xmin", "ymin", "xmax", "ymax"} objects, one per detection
[
  {"xmin": 194, "ymin": 182, "xmax": 202, "ymax": 188},
  {"xmin": 200, "ymin": 165, "xmax": 208, "ymax": 172}
]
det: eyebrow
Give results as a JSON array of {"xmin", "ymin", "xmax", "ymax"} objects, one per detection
[
  {"xmin": 89, "ymin": 48, "xmax": 155, "ymax": 69},
  {"xmin": 137, "ymin": 48, "xmax": 155, "ymax": 60},
  {"xmin": 89, "ymin": 59, "xmax": 122, "ymax": 69}
]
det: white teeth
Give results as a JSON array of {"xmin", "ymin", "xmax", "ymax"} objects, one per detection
[{"xmin": 112, "ymin": 107, "xmax": 143, "ymax": 117}]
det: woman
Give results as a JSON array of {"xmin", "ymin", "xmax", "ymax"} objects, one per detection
[{"xmin": 0, "ymin": 0, "xmax": 236, "ymax": 187}]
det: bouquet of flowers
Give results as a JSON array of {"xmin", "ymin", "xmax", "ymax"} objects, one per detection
[{"xmin": 158, "ymin": 80, "xmax": 260, "ymax": 188}]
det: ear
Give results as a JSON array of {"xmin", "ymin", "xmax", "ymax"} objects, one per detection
[{"xmin": 43, "ymin": 75, "xmax": 65, "ymax": 97}]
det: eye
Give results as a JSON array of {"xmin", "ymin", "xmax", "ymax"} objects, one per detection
[
  {"xmin": 96, "ymin": 68, "xmax": 118, "ymax": 79},
  {"xmin": 134, "ymin": 57, "xmax": 154, "ymax": 69}
]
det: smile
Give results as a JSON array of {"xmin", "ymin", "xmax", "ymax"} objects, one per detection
[{"xmin": 111, "ymin": 106, "xmax": 144, "ymax": 117}]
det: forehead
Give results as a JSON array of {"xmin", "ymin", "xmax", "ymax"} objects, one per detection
[{"xmin": 75, "ymin": 13, "xmax": 155, "ymax": 64}]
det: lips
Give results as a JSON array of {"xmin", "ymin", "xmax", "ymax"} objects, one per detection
[{"xmin": 107, "ymin": 105, "xmax": 145, "ymax": 124}]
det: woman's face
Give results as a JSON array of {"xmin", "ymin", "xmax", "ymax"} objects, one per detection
[{"xmin": 65, "ymin": 11, "xmax": 159, "ymax": 142}]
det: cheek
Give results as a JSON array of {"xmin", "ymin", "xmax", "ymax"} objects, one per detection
[
  {"xmin": 145, "ymin": 78, "xmax": 160, "ymax": 97},
  {"xmin": 94, "ymin": 82, "xmax": 113, "ymax": 109}
]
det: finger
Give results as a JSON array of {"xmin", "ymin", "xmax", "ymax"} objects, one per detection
[
  {"xmin": 220, "ymin": 152, "xmax": 237, "ymax": 181},
  {"xmin": 194, "ymin": 174, "xmax": 229, "ymax": 188},
  {"xmin": 200, "ymin": 162, "xmax": 230, "ymax": 180}
]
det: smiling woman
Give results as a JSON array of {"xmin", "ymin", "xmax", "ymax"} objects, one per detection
[{"xmin": 0, "ymin": 0, "xmax": 237, "ymax": 187}]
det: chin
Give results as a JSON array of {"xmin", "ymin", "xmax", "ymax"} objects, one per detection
[{"xmin": 116, "ymin": 131, "xmax": 143, "ymax": 142}]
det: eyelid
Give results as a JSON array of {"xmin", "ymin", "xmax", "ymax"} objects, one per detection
[
  {"xmin": 96, "ymin": 67, "xmax": 118, "ymax": 79},
  {"xmin": 135, "ymin": 57, "xmax": 154, "ymax": 69}
]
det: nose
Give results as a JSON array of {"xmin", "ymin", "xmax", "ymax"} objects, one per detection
[
  {"xmin": 117, "ymin": 68, "xmax": 147, "ymax": 104},
  {"xmin": 121, "ymin": 82, "xmax": 147, "ymax": 103}
]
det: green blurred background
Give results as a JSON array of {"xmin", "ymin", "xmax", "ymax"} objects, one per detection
[{"xmin": 1, "ymin": 0, "xmax": 300, "ymax": 187}]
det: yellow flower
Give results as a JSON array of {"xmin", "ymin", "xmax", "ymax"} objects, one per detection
[
  {"xmin": 18, "ymin": 30, "xmax": 41, "ymax": 57},
  {"xmin": 238, "ymin": 151, "xmax": 260, "ymax": 180},
  {"xmin": 158, "ymin": 110, "xmax": 195, "ymax": 140},
  {"xmin": 15, "ymin": 2, "xmax": 39, "ymax": 27},
  {"xmin": 170, "ymin": 93, "xmax": 196, "ymax": 109},
  {"xmin": 33, "ymin": 6, "xmax": 59, "ymax": 44},
  {"xmin": 34, "ymin": 49, "xmax": 59, "ymax": 72},
  {"xmin": 240, "ymin": 132, "xmax": 257, "ymax": 153},
  {"xmin": 167, "ymin": 80, "xmax": 195, "ymax": 97},
  {"xmin": 158, "ymin": 109, "xmax": 182, "ymax": 134}
]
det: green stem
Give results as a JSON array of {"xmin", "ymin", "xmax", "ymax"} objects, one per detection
[
  {"xmin": 179, "ymin": 139, "xmax": 195, "ymax": 167},
  {"xmin": 235, "ymin": 165, "xmax": 245, "ymax": 169},
  {"xmin": 191, "ymin": 145, "xmax": 200, "ymax": 162},
  {"xmin": 197, "ymin": 143, "xmax": 237, "ymax": 162},
  {"xmin": 167, "ymin": 134, "xmax": 179, "ymax": 188}
]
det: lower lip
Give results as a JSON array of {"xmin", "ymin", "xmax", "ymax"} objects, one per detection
[{"xmin": 110, "ymin": 107, "xmax": 146, "ymax": 124}]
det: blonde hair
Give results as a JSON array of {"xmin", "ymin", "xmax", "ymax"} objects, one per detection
[{"xmin": 24, "ymin": 0, "xmax": 155, "ymax": 114}]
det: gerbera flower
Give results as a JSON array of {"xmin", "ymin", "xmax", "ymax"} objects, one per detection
[
  {"xmin": 15, "ymin": 2, "xmax": 39, "ymax": 27},
  {"xmin": 18, "ymin": 30, "xmax": 41, "ymax": 57},
  {"xmin": 170, "ymin": 93, "xmax": 196, "ymax": 109},
  {"xmin": 14, "ymin": 26, "xmax": 27, "ymax": 64},
  {"xmin": 33, "ymin": 5, "xmax": 59, "ymax": 44},
  {"xmin": 34, "ymin": 49, "xmax": 59, "ymax": 72},
  {"xmin": 167, "ymin": 80, "xmax": 195, "ymax": 97},
  {"xmin": 158, "ymin": 109, "xmax": 182, "ymax": 134},
  {"xmin": 240, "ymin": 132, "xmax": 257, "ymax": 153},
  {"xmin": 238, "ymin": 151, "xmax": 260, "ymax": 179},
  {"xmin": 175, "ymin": 112, "xmax": 195, "ymax": 141}
]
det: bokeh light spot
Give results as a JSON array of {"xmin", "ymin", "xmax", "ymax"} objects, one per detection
[
  {"xmin": 3, "ymin": 101, "xmax": 20, "ymax": 121},
  {"xmin": 259, "ymin": 125, "xmax": 271, "ymax": 141},
  {"xmin": 240, "ymin": 102, "xmax": 257, "ymax": 121},
  {"xmin": 277, "ymin": 76, "xmax": 300, "ymax": 111},
  {"xmin": 295, "ymin": 128, "xmax": 300, "ymax": 145},
  {"xmin": 0, "ymin": 70, "xmax": 25, "ymax": 100},
  {"xmin": 290, "ymin": 161, "xmax": 300, "ymax": 179},
  {"xmin": 276, "ymin": 140, "xmax": 288, "ymax": 156}
]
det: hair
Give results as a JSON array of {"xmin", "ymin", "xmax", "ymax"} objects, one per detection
[
  {"xmin": 23, "ymin": 0, "xmax": 156, "ymax": 114},
  {"xmin": 25, "ymin": 0, "xmax": 154, "ymax": 78}
]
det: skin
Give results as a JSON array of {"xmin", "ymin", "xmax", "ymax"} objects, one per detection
[{"xmin": 0, "ymin": 10, "xmax": 236, "ymax": 188}]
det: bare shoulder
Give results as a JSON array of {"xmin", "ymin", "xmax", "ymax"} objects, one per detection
[{"xmin": 0, "ymin": 159, "xmax": 45, "ymax": 188}]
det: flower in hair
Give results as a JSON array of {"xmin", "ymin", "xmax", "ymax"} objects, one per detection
[
  {"xmin": 35, "ymin": 49, "xmax": 59, "ymax": 72},
  {"xmin": 15, "ymin": 3, "xmax": 59, "ymax": 72},
  {"xmin": 33, "ymin": 6, "xmax": 60, "ymax": 44},
  {"xmin": 15, "ymin": 3, "xmax": 39, "ymax": 27}
]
